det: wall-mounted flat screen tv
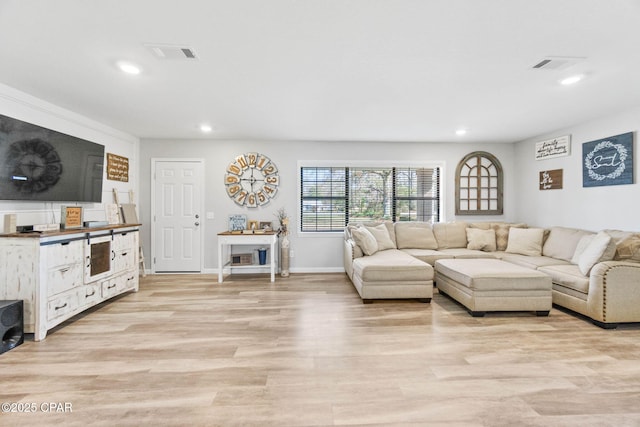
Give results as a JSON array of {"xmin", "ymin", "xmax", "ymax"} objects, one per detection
[{"xmin": 0, "ymin": 113, "xmax": 105, "ymax": 202}]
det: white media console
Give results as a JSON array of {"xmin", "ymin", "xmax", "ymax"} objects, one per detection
[{"xmin": 0, "ymin": 224, "xmax": 140, "ymax": 341}]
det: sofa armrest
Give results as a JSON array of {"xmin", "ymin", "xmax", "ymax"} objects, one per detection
[
  {"xmin": 587, "ymin": 261, "xmax": 640, "ymax": 324},
  {"xmin": 343, "ymin": 238, "xmax": 363, "ymax": 279}
]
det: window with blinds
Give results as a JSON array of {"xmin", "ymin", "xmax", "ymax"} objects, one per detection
[{"xmin": 300, "ymin": 165, "xmax": 441, "ymax": 232}]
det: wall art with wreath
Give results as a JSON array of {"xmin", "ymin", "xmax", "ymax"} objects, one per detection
[{"xmin": 582, "ymin": 132, "xmax": 634, "ymax": 188}]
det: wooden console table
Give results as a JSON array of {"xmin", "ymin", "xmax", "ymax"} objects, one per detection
[{"xmin": 217, "ymin": 231, "xmax": 278, "ymax": 283}]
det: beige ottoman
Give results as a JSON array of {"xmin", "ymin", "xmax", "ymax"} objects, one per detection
[
  {"xmin": 435, "ymin": 259, "xmax": 552, "ymax": 317},
  {"xmin": 352, "ymin": 250, "xmax": 434, "ymax": 303}
]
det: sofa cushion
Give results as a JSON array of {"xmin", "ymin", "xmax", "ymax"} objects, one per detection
[
  {"xmin": 605, "ymin": 230, "xmax": 640, "ymax": 262},
  {"xmin": 366, "ymin": 223, "xmax": 396, "ymax": 251},
  {"xmin": 353, "ymin": 250, "xmax": 433, "ymax": 282},
  {"xmin": 351, "ymin": 226, "xmax": 379, "ymax": 256},
  {"xmin": 433, "ymin": 222, "xmax": 468, "ymax": 249},
  {"xmin": 400, "ymin": 248, "xmax": 454, "ymax": 266},
  {"xmin": 437, "ymin": 248, "xmax": 497, "ymax": 259},
  {"xmin": 538, "ymin": 264, "xmax": 589, "ymax": 294},
  {"xmin": 395, "ymin": 222, "xmax": 438, "ymax": 249},
  {"xmin": 543, "ymin": 227, "xmax": 594, "ymax": 262},
  {"xmin": 506, "ymin": 228, "xmax": 544, "ymax": 256},
  {"xmin": 576, "ymin": 231, "xmax": 616, "ymax": 275},
  {"xmin": 501, "ymin": 254, "xmax": 570, "ymax": 270},
  {"xmin": 466, "ymin": 228, "xmax": 497, "ymax": 252}
]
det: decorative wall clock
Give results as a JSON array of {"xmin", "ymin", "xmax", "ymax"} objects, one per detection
[{"xmin": 224, "ymin": 152, "xmax": 279, "ymax": 207}]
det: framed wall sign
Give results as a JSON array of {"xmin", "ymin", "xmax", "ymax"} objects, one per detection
[
  {"xmin": 61, "ymin": 206, "xmax": 83, "ymax": 229},
  {"xmin": 106, "ymin": 153, "xmax": 129, "ymax": 182},
  {"xmin": 583, "ymin": 132, "xmax": 634, "ymax": 187},
  {"xmin": 539, "ymin": 169, "xmax": 563, "ymax": 190},
  {"xmin": 535, "ymin": 135, "xmax": 571, "ymax": 160}
]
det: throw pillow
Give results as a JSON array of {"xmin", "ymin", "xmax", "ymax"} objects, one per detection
[
  {"xmin": 466, "ymin": 228, "xmax": 497, "ymax": 252},
  {"xmin": 578, "ymin": 231, "xmax": 614, "ymax": 275},
  {"xmin": 571, "ymin": 234, "xmax": 595, "ymax": 264},
  {"xmin": 351, "ymin": 226, "xmax": 378, "ymax": 256},
  {"xmin": 365, "ymin": 224, "xmax": 396, "ymax": 251},
  {"xmin": 605, "ymin": 230, "xmax": 640, "ymax": 262},
  {"xmin": 492, "ymin": 223, "xmax": 527, "ymax": 251},
  {"xmin": 395, "ymin": 223, "xmax": 438, "ymax": 249},
  {"xmin": 505, "ymin": 227, "xmax": 544, "ymax": 256}
]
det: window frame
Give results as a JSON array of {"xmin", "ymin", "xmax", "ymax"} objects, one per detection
[
  {"xmin": 298, "ymin": 160, "xmax": 446, "ymax": 237},
  {"xmin": 454, "ymin": 151, "xmax": 503, "ymax": 215}
]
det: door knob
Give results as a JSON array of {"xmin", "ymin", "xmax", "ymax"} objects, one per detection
[
  {"xmin": 195, "ymin": 222, "xmax": 200, "ymax": 226},
  {"xmin": 195, "ymin": 214, "xmax": 200, "ymax": 219}
]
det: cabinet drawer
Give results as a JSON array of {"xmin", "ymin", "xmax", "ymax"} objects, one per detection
[
  {"xmin": 42, "ymin": 240, "xmax": 84, "ymax": 269},
  {"xmin": 47, "ymin": 289, "xmax": 79, "ymax": 321},
  {"xmin": 47, "ymin": 262, "xmax": 84, "ymax": 297},
  {"xmin": 78, "ymin": 283, "xmax": 101, "ymax": 308},
  {"xmin": 101, "ymin": 278, "xmax": 120, "ymax": 299}
]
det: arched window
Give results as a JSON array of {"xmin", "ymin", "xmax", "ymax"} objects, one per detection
[{"xmin": 455, "ymin": 151, "xmax": 503, "ymax": 215}]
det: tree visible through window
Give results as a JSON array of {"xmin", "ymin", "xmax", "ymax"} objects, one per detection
[{"xmin": 300, "ymin": 166, "xmax": 440, "ymax": 232}]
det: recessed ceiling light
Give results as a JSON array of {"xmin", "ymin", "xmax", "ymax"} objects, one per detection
[
  {"xmin": 200, "ymin": 124, "xmax": 213, "ymax": 133},
  {"xmin": 456, "ymin": 129, "xmax": 467, "ymax": 136},
  {"xmin": 560, "ymin": 74, "xmax": 584, "ymax": 86},
  {"xmin": 117, "ymin": 61, "xmax": 142, "ymax": 75}
]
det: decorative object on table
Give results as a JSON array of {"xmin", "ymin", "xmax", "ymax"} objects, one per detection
[
  {"xmin": 228, "ymin": 214, "xmax": 247, "ymax": 232},
  {"xmin": 61, "ymin": 206, "xmax": 83, "ymax": 229},
  {"xmin": 539, "ymin": 169, "xmax": 563, "ymax": 190},
  {"xmin": 534, "ymin": 135, "xmax": 571, "ymax": 160},
  {"xmin": 257, "ymin": 247, "xmax": 268, "ymax": 265},
  {"xmin": 224, "ymin": 152, "xmax": 279, "ymax": 208},
  {"xmin": 248, "ymin": 220, "xmax": 259, "ymax": 232},
  {"xmin": 583, "ymin": 132, "xmax": 634, "ymax": 187},
  {"xmin": 231, "ymin": 253, "xmax": 253, "ymax": 266},
  {"xmin": 259, "ymin": 221, "xmax": 273, "ymax": 231},
  {"xmin": 276, "ymin": 207, "xmax": 290, "ymax": 277}
]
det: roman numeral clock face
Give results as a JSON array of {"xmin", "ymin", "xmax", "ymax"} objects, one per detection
[{"xmin": 224, "ymin": 153, "xmax": 279, "ymax": 208}]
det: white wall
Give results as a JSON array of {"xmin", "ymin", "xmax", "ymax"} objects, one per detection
[
  {"xmin": 0, "ymin": 83, "xmax": 140, "ymax": 226},
  {"xmin": 139, "ymin": 139, "xmax": 515, "ymax": 272},
  {"xmin": 514, "ymin": 106, "xmax": 640, "ymax": 231}
]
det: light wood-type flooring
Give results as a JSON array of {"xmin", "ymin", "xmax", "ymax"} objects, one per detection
[{"xmin": 2, "ymin": 273, "xmax": 640, "ymax": 426}]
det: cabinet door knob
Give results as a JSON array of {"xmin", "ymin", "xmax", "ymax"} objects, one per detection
[{"xmin": 195, "ymin": 222, "xmax": 200, "ymax": 226}]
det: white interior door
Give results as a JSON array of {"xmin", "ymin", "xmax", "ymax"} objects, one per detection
[{"xmin": 152, "ymin": 160, "xmax": 203, "ymax": 272}]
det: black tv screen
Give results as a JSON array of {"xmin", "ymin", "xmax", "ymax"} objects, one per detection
[{"xmin": 0, "ymin": 114, "xmax": 105, "ymax": 202}]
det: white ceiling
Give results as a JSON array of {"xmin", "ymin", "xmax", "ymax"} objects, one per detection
[{"xmin": 1, "ymin": 0, "xmax": 639, "ymax": 143}]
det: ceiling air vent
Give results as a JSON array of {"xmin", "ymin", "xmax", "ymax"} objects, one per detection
[
  {"xmin": 145, "ymin": 44, "xmax": 198, "ymax": 60},
  {"xmin": 531, "ymin": 56, "xmax": 584, "ymax": 70}
]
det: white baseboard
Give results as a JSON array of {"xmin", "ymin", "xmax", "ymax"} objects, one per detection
[{"xmin": 151, "ymin": 267, "xmax": 346, "ymax": 275}]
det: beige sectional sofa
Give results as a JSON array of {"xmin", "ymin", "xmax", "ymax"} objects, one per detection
[{"xmin": 343, "ymin": 221, "xmax": 640, "ymax": 328}]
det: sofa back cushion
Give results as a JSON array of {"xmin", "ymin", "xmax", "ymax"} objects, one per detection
[
  {"xmin": 394, "ymin": 222, "xmax": 438, "ymax": 249},
  {"xmin": 506, "ymin": 227, "xmax": 544, "ymax": 256},
  {"xmin": 543, "ymin": 227, "xmax": 594, "ymax": 262},
  {"xmin": 433, "ymin": 222, "xmax": 468, "ymax": 249}
]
